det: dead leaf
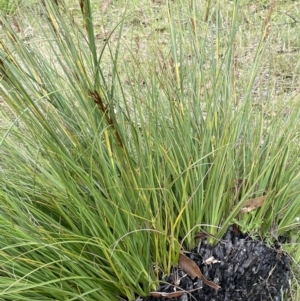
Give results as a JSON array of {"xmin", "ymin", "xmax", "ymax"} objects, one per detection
[
  {"xmin": 178, "ymin": 253, "xmax": 221, "ymax": 290},
  {"xmin": 178, "ymin": 253, "xmax": 200, "ymax": 279},
  {"xmin": 100, "ymin": 0, "xmax": 112, "ymax": 13},
  {"xmin": 240, "ymin": 195, "xmax": 267, "ymax": 213}
]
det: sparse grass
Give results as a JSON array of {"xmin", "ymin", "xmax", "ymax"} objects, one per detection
[{"xmin": 0, "ymin": 0, "xmax": 300, "ymax": 300}]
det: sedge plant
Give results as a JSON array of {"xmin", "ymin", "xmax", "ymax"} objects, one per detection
[{"xmin": 0, "ymin": 0, "xmax": 299, "ymax": 299}]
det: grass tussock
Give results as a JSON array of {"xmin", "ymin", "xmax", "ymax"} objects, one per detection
[{"xmin": 0, "ymin": 0, "xmax": 300, "ymax": 300}]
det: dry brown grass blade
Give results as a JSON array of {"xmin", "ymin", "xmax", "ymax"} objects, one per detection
[
  {"xmin": 150, "ymin": 287, "xmax": 202, "ymax": 298},
  {"xmin": 101, "ymin": 0, "xmax": 113, "ymax": 13},
  {"xmin": 178, "ymin": 253, "xmax": 221, "ymax": 290},
  {"xmin": 150, "ymin": 291, "xmax": 185, "ymax": 298},
  {"xmin": 240, "ymin": 195, "xmax": 267, "ymax": 213},
  {"xmin": 194, "ymin": 232, "xmax": 209, "ymax": 240}
]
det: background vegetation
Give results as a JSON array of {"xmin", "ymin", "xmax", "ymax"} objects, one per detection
[{"xmin": 0, "ymin": 0, "xmax": 299, "ymax": 300}]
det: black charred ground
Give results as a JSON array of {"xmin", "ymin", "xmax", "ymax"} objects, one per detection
[{"xmin": 140, "ymin": 226, "xmax": 290, "ymax": 301}]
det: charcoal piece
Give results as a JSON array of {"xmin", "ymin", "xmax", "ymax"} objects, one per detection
[
  {"xmin": 140, "ymin": 226, "xmax": 290, "ymax": 301},
  {"xmin": 213, "ymin": 243, "xmax": 225, "ymax": 261}
]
